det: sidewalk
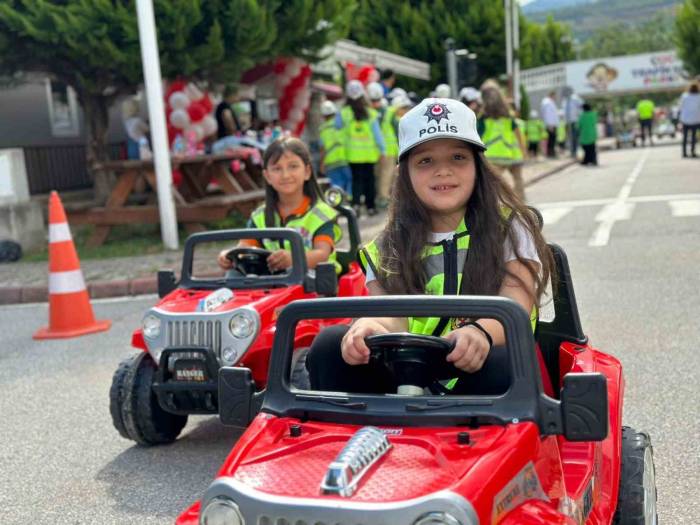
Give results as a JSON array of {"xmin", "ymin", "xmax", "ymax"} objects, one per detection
[{"xmin": 0, "ymin": 155, "xmax": 577, "ymax": 305}]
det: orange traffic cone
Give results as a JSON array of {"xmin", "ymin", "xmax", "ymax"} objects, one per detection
[{"xmin": 33, "ymin": 191, "xmax": 111, "ymax": 339}]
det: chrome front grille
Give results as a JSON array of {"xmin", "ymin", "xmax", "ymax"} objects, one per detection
[
  {"xmin": 258, "ymin": 518, "xmax": 329, "ymax": 525},
  {"xmin": 166, "ymin": 319, "xmax": 223, "ymax": 357}
]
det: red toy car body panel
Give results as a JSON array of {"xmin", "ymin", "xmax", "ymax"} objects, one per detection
[{"xmin": 176, "ymin": 339, "xmax": 624, "ymax": 524}]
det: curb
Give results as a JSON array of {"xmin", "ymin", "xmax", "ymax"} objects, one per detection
[{"xmin": 0, "ymin": 277, "xmax": 157, "ymax": 306}]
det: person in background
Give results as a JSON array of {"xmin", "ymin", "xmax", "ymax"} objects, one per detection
[
  {"xmin": 459, "ymin": 87, "xmax": 482, "ymax": 115},
  {"xmin": 435, "ymin": 83, "xmax": 452, "ymax": 99},
  {"xmin": 376, "ymin": 95, "xmax": 412, "ymax": 208},
  {"xmin": 342, "ymin": 80, "xmax": 385, "ymax": 217},
  {"xmin": 387, "ymin": 87, "xmax": 407, "ymax": 105},
  {"xmin": 556, "ymin": 109, "xmax": 568, "ymax": 153},
  {"xmin": 636, "ymin": 97, "xmax": 655, "ymax": 147},
  {"xmin": 380, "ymin": 69, "xmax": 396, "ymax": 96},
  {"xmin": 215, "ymin": 84, "xmax": 243, "ymax": 139},
  {"xmin": 679, "ymin": 82, "xmax": 700, "ymax": 158},
  {"xmin": 563, "ymin": 89, "xmax": 583, "ymax": 158},
  {"xmin": 540, "ymin": 91, "xmax": 559, "ymax": 158},
  {"xmin": 525, "ymin": 109, "xmax": 545, "ymax": 159},
  {"xmin": 319, "ymin": 100, "xmax": 352, "ymax": 196},
  {"xmin": 121, "ymin": 97, "xmax": 149, "ymax": 160},
  {"xmin": 578, "ymin": 103, "xmax": 598, "ymax": 166},
  {"xmin": 479, "ymin": 87, "xmax": 527, "ymax": 199}
]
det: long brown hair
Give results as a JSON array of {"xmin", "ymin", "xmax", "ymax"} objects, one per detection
[
  {"xmin": 348, "ymin": 97, "xmax": 369, "ymax": 121},
  {"xmin": 261, "ymin": 137, "xmax": 323, "ymax": 226},
  {"xmin": 375, "ymin": 147, "xmax": 554, "ymax": 306},
  {"xmin": 481, "ymin": 87, "xmax": 512, "ymax": 119}
]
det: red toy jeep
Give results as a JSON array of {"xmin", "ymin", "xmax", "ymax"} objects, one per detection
[
  {"xmin": 177, "ymin": 244, "xmax": 657, "ymax": 525},
  {"xmin": 109, "ymin": 202, "xmax": 366, "ymax": 446}
]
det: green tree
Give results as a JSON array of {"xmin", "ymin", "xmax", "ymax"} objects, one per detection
[
  {"xmin": 579, "ymin": 12, "xmax": 676, "ymax": 59},
  {"xmin": 521, "ymin": 15, "xmax": 576, "ymax": 69},
  {"xmin": 676, "ymin": 0, "xmax": 700, "ymax": 75},
  {"xmin": 0, "ymin": 0, "xmax": 354, "ymax": 199}
]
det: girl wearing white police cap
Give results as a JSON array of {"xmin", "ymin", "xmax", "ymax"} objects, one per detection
[{"xmin": 307, "ymin": 98, "xmax": 555, "ymax": 396}]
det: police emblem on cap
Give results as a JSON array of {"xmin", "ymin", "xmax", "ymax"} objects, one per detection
[{"xmin": 424, "ymin": 103, "xmax": 451, "ymax": 125}]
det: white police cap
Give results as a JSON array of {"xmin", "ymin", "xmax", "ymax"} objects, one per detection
[
  {"xmin": 398, "ymin": 97, "xmax": 485, "ymax": 159},
  {"xmin": 321, "ymin": 100, "xmax": 337, "ymax": 116}
]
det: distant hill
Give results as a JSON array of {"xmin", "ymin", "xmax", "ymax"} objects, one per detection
[
  {"xmin": 523, "ymin": 0, "xmax": 682, "ymax": 40},
  {"xmin": 522, "ymin": 0, "xmax": 595, "ymax": 15}
]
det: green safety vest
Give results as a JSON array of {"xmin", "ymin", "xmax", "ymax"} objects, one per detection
[
  {"xmin": 557, "ymin": 121, "xmax": 567, "ymax": 143},
  {"xmin": 341, "ymin": 106, "xmax": 381, "ymax": 164},
  {"xmin": 637, "ymin": 99, "xmax": 655, "ymax": 120},
  {"xmin": 358, "ymin": 217, "xmax": 538, "ymax": 336},
  {"xmin": 251, "ymin": 199, "xmax": 342, "ymax": 273},
  {"xmin": 319, "ymin": 119, "xmax": 348, "ymax": 171},
  {"xmin": 482, "ymin": 117, "xmax": 523, "ymax": 165},
  {"xmin": 379, "ymin": 106, "xmax": 399, "ymax": 158},
  {"xmin": 525, "ymin": 119, "xmax": 545, "ymax": 142}
]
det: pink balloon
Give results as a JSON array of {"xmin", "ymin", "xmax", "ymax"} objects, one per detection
[{"xmin": 189, "ymin": 123, "xmax": 204, "ymax": 142}]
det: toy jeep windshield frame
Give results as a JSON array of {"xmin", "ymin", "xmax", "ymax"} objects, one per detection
[{"xmin": 232, "ymin": 293, "xmax": 606, "ymax": 440}]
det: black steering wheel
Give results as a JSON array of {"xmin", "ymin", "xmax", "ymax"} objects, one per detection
[
  {"xmin": 225, "ymin": 247, "xmax": 273, "ymax": 276},
  {"xmin": 365, "ymin": 333, "xmax": 456, "ymax": 394}
]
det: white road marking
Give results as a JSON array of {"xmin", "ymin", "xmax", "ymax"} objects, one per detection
[
  {"xmin": 588, "ymin": 149, "xmax": 649, "ymax": 247},
  {"xmin": 540, "ymin": 207, "xmax": 573, "ymax": 225},
  {"xmin": 534, "ymin": 193, "xmax": 700, "ymax": 210},
  {"xmin": 669, "ymin": 199, "xmax": 700, "ymax": 217}
]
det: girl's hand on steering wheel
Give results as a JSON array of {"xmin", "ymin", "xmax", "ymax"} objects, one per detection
[
  {"xmin": 445, "ymin": 325, "xmax": 491, "ymax": 373},
  {"xmin": 341, "ymin": 319, "xmax": 390, "ymax": 365},
  {"xmin": 266, "ymin": 249, "xmax": 292, "ymax": 272},
  {"xmin": 217, "ymin": 249, "xmax": 234, "ymax": 270}
]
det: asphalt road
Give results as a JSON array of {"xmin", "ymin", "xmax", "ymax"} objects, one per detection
[{"xmin": 1, "ymin": 142, "xmax": 698, "ymax": 524}]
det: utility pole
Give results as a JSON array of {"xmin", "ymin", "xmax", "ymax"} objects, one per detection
[
  {"xmin": 135, "ymin": 0, "xmax": 178, "ymax": 250},
  {"xmin": 512, "ymin": 0, "xmax": 521, "ymax": 109}
]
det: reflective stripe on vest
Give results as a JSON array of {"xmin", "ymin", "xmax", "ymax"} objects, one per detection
[
  {"xmin": 251, "ymin": 200, "xmax": 342, "ymax": 273},
  {"xmin": 482, "ymin": 118, "xmax": 523, "ymax": 164},
  {"xmin": 320, "ymin": 120, "xmax": 348, "ymax": 170},
  {"xmin": 380, "ymin": 107, "xmax": 399, "ymax": 158},
  {"xmin": 342, "ymin": 106, "xmax": 381, "ymax": 164}
]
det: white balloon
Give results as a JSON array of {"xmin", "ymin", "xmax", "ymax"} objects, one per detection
[
  {"xmin": 201, "ymin": 115, "xmax": 218, "ymax": 137},
  {"xmin": 185, "ymin": 83, "xmax": 204, "ymax": 101},
  {"xmin": 169, "ymin": 108, "xmax": 190, "ymax": 129},
  {"xmin": 189, "ymin": 123, "xmax": 204, "ymax": 142},
  {"xmin": 289, "ymin": 108, "xmax": 303, "ymax": 123},
  {"xmin": 287, "ymin": 63, "xmax": 302, "ymax": 80},
  {"xmin": 168, "ymin": 91, "xmax": 190, "ymax": 110}
]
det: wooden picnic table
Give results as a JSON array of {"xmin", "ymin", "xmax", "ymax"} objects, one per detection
[{"xmin": 67, "ymin": 151, "xmax": 265, "ymax": 246}]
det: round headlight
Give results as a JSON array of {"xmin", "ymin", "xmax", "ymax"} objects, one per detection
[
  {"xmin": 142, "ymin": 314, "xmax": 161, "ymax": 339},
  {"xmin": 221, "ymin": 346, "xmax": 239, "ymax": 365},
  {"xmin": 229, "ymin": 312, "xmax": 255, "ymax": 339},
  {"xmin": 200, "ymin": 497, "xmax": 244, "ymax": 525},
  {"xmin": 413, "ymin": 512, "xmax": 462, "ymax": 525}
]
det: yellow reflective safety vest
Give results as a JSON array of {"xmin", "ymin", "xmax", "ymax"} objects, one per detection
[
  {"xmin": 379, "ymin": 106, "xmax": 399, "ymax": 158},
  {"xmin": 358, "ymin": 217, "xmax": 538, "ymax": 336},
  {"xmin": 319, "ymin": 119, "xmax": 348, "ymax": 171},
  {"xmin": 557, "ymin": 120, "xmax": 567, "ymax": 143},
  {"xmin": 341, "ymin": 106, "xmax": 381, "ymax": 164},
  {"xmin": 482, "ymin": 117, "xmax": 523, "ymax": 165},
  {"xmin": 251, "ymin": 198, "xmax": 342, "ymax": 273},
  {"xmin": 525, "ymin": 118, "xmax": 545, "ymax": 143}
]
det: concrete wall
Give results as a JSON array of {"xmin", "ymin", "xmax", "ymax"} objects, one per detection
[{"xmin": 0, "ymin": 74, "xmax": 128, "ymax": 148}]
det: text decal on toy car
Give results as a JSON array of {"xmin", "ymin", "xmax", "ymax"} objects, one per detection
[{"xmin": 491, "ymin": 461, "xmax": 548, "ymax": 524}]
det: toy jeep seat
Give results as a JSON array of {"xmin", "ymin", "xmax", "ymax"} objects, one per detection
[{"xmin": 536, "ymin": 243, "xmax": 588, "ymax": 394}]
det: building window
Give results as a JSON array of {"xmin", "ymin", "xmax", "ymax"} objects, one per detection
[{"xmin": 45, "ymin": 79, "xmax": 80, "ymax": 137}]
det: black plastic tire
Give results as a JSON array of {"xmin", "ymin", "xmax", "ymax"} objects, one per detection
[
  {"xmin": 109, "ymin": 352, "xmax": 187, "ymax": 446},
  {"xmin": 290, "ymin": 347, "xmax": 310, "ymax": 390},
  {"xmin": 613, "ymin": 426, "xmax": 658, "ymax": 525}
]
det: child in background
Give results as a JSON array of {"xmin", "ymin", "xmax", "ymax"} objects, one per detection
[
  {"xmin": 525, "ymin": 110, "xmax": 545, "ymax": 159},
  {"xmin": 579, "ymin": 103, "xmax": 599, "ymax": 166},
  {"xmin": 217, "ymin": 137, "xmax": 341, "ymax": 273},
  {"xmin": 319, "ymin": 100, "xmax": 352, "ymax": 196}
]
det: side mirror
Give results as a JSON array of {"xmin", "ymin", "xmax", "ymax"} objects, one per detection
[
  {"xmin": 157, "ymin": 269, "xmax": 177, "ymax": 298},
  {"xmin": 315, "ymin": 262, "xmax": 338, "ymax": 296},
  {"xmin": 561, "ymin": 373, "xmax": 608, "ymax": 442},
  {"xmin": 219, "ymin": 367, "xmax": 260, "ymax": 427}
]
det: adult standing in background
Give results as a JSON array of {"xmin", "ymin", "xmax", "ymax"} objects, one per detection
[
  {"xmin": 121, "ymin": 97, "xmax": 149, "ymax": 160},
  {"xmin": 342, "ymin": 80, "xmax": 385, "ymax": 217},
  {"xmin": 215, "ymin": 85, "xmax": 242, "ymax": 139},
  {"xmin": 636, "ymin": 97, "xmax": 655, "ymax": 147},
  {"xmin": 578, "ymin": 103, "xmax": 598, "ymax": 166},
  {"xmin": 540, "ymin": 91, "xmax": 559, "ymax": 158},
  {"xmin": 379, "ymin": 69, "xmax": 396, "ymax": 96},
  {"xmin": 563, "ymin": 88, "xmax": 583, "ymax": 158},
  {"xmin": 679, "ymin": 82, "xmax": 700, "ymax": 158}
]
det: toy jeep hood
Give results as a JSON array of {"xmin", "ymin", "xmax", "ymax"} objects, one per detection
[{"xmin": 201, "ymin": 416, "xmax": 548, "ymax": 524}]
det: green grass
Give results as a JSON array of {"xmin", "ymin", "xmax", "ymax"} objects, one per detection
[{"xmin": 22, "ymin": 212, "xmax": 248, "ymax": 262}]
